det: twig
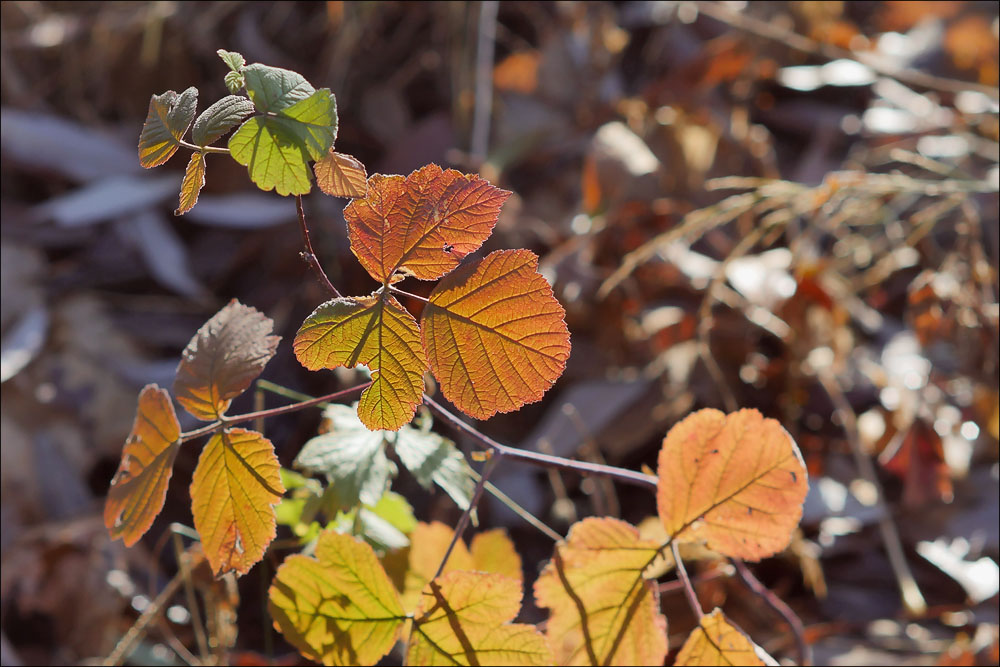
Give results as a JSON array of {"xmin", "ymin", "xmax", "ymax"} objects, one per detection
[
  {"xmin": 295, "ymin": 195, "xmax": 341, "ymax": 298},
  {"xmin": 388, "ymin": 285, "xmax": 431, "ymax": 304},
  {"xmin": 671, "ymin": 541, "xmax": 705, "ymax": 620},
  {"xmin": 177, "ymin": 140, "xmax": 230, "ymax": 154},
  {"xmin": 731, "ymin": 558, "xmax": 812, "ymax": 666},
  {"xmin": 470, "ymin": 1, "xmax": 499, "ymax": 164},
  {"xmin": 433, "ymin": 456, "xmax": 500, "ymax": 581}
]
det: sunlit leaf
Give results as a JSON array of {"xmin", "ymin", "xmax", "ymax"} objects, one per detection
[
  {"xmin": 657, "ymin": 409, "xmax": 809, "ymax": 560},
  {"xmin": 104, "ymin": 384, "xmax": 181, "ymax": 546},
  {"xmin": 242, "ymin": 63, "xmax": 316, "ymax": 113},
  {"xmin": 294, "ymin": 294, "xmax": 427, "ymax": 431},
  {"xmin": 225, "ymin": 71, "xmax": 245, "ymax": 95},
  {"xmin": 470, "ymin": 529, "xmax": 522, "ymax": 582},
  {"xmin": 190, "ymin": 428, "xmax": 285, "ymax": 576},
  {"xmin": 408, "ymin": 571, "xmax": 552, "ymax": 666},
  {"xmin": 228, "ymin": 88, "xmax": 337, "ymax": 196},
  {"xmin": 421, "ymin": 249, "xmax": 571, "ymax": 419},
  {"xmin": 138, "ymin": 87, "xmax": 198, "ymax": 168},
  {"xmin": 674, "ymin": 608, "xmax": 768, "ymax": 666},
  {"xmin": 174, "ymin": 299, "xmax": 280, "ymax": 420},
  {"xmin": 192, "ymin": 95, "xmax": 256, "ymax": 146},
  {"xmin": 399, "ymin": 521, "xmax": 475, "ymax": 612},
  {"xmin": 369, "ymin": 490, "xmax": 417, "ymax": 535},
  {"xmin": 175, "ymin": 151, "xmax": 206, "ymax": 216},
  {"xmin": 217, "ymin": 49, "xmax": 246, "ymax": 73},
  {"xmin": 534, "ymin": 517, "xmax": 667, "ymax": 666},
  {"xmin": 315, "ymin": 150, "xmax": 368, "ymax": 198},
  {"xmin": 344, "ymin": 164, "xmax": 511, "ymax": 283},
  {"xmin": 295, "ymin": 404, "xmax": 396, "ymax": 511},
  {"xmin": 269, "ymin": 531, "xmax": 406, "ymax": 666},
  {"xmin": 393, "ymin": 426, "xmax": 476, "ymax": 509}
]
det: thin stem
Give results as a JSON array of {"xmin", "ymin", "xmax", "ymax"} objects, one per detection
[
  {"xmin": 657, "ymin": 565, "xmax": 731, "ymax": 595},
  {"xmin": 388, "ymin": 285, "xmax": 430, "ymax": 304},
  {"xmin": 731, "ymin": 558, "xmax": 812, "ymax": 666},
  {"xmin": 179, "ymin": 382, "xmax": 371, "ymax": 443},
  {"xmin": 479, "ymin": 475, "xmax": 564, "ymax": 542},
  {"xmin": 671, "ymin": 541, "xmax": 704, "ymax": 620},
  {"xmin": 295, "ymin": 195, "xmax": 341, "ymax": 298},
  {"xmin": 178, "ymin": 140, "xmax": 230, "ymax": 154},
  {"xmin": 423, "ymin": 394, "xmax": 658, "ymax": 490},
  {"xmin": 433, "ymin": 456, "xmax": 500, "ymax": 581}
]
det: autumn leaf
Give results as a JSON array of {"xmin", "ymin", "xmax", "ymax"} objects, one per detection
[
  {"xmin": 408, "ymin": 571, "xmax": 552, "ymax": 666},
  {"xmin": 138, "ymin": 86, "xmax": 198, "ymax": 168},
  {"xmin": 294, "ymin": 294, "xmax": 427, "ymax": 431},
  {"xmin": 192, "ymin": 95, "xmax": 256, "ymax": 147},
  {"xmin": 421, "ymin": 249, "xmax": 571, "ymax": 419},
  {"xmin": 104, "ymin": 384, "xmax": 181, "ymax": 546},
  {"xmin": 470, "ymin": 529, "xmax": 523, "ymax": 582},
  {"xmin": 174, "ymin": 300, "xmax": 280, "ymax": 421},
  {"xmin": 175, "ymin": 151, "xmax": 206, "ymax": 216},
  {"xmin": 344, "ymin": 164, "xmax": 511, "ymax": 283},
  {"xmin": 190, "ymin": 428, "xmax": 285, "ymax": 576},
  {"xmin": 269, "ymin": 531, "xmax": 406, "ymax": 666},
  {"xmin": 398, "ymin": 521, "xmax": 475, "ymax": 612},
  {"xmin": 657, "ymin": 409, "xmax": 808, "ymax": 561},
  {"xmin": 534, "ymin": 517, "xmax": 667, "ymax": 666},
  {"xmin": 674, "ymin": 608, "xmax": 770, "ymax": 666},
  {"xmin": 315, "ymin": 150, "xmax": 368, "ymax": 198}
]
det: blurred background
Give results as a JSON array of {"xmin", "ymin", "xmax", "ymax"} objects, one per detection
[{"xmin": 1, "ymin": 1, "xmax": 998, "ymax": 665}]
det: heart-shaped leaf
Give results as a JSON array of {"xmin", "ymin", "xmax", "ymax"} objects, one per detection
[{"xmin": 138, "ymin": 87, "xmax": 198, "ymax": 168}]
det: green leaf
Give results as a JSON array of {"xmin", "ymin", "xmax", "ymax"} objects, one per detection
[
  {"xmin": 393, "ymin": 426, "xmax": 475, "ymax": 509},
  {"xmin": 228, "ymin": 88, "xmax": 338, "ymax": 196},
  {"xmin": 192, "ymin": 95, "xmax": 256, "ymax": 146},
  {"xmin": 242, "ymin": 63, "xmax": 315, "ymax": 113},
  {"xmin": 369, "ymin": 491, "xmax": 417, "ymax": 536},
  {"xmin": 138, "ymin": 87, "xmax": 198, "ymax": 168},
  {"xmin": 225, "ymin": 71, "xmax": 245, "ymax": 95},
  {"xmin": 217, "ymin": 49, "xmax": 245, "ymax": 72},
  {"xmin": 295, "ymin": 404, "xmax": 396, "ymax": 512}
]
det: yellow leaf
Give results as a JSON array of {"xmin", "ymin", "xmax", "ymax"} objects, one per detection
[
  {"xmin": 314, "ymin": 149, "xmax": 368, "ymax": 198},
  {"xmin": 399, "ymin": 521, "xmax": 474, "ymax": 613},
  {"xmin": 674, "ymin": 608, "xmax": 769, "ymax": 666},
  {"xmin": 175, "ymin": 151, "xmax": 206, "ymax": 216},
  {"xmin": 471, "ymin": 529, "xmax": 522, "ymax": 581}
]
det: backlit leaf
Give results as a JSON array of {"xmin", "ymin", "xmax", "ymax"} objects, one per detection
[
  {"xmin": 344, "ymin": 164, "xmax": 511, "ymax": 283},
  {"xmin": 408, "ymin": 571, "xmax": 552, "ymax": 666},
  {"xmin": 190, "ymin": 428, "xmax": 285, "ymax": 576},
  {"xmin": 192, "ymin": 95, "xmax": 256, "ymax": 146},
  {"xmin": 315, "ymin": 150, "xmax": 368, "ymax": 198},
  {"xmin": 399, "ymin": 521, "xmax": 475, "ymax": 612},
  {"xmin": 657, "ymin": 409, "xmax": 809, "ymax": 560},
  {"xmin": 294, "ymin": 294, "xmax": 427, "ymax": 431},
  {"xmin": 217, "ymin": 49, "xmax": 245, "ymax": 72},
  {"xmin": 421, "ymin": 249, "xmax": 571, "ymax": 419},
  {"xmin": 228, "ymin": 88, "xmax": 338, "ymax": 196},
  {"xmin": 242, "ymin": 63, "xmax": 316, "ymax": 113},
  {"xmin": 104, "ymin": 384, "xmax": 181, "ymax": 546},
  {"xmin": 674, "ymin": 608, "xmax": 767, "ymax": 666},
  {"xmin": 393, "ymin": 426, "xmax": 476, "ymax": 509},
  {"xmin": 269, "ymin": 531, "xmax": 406, "ymax": 666},
  {"xmin": 175, "ymin": 151, "xmax": 206, "ymax": 216},
  {"xmin": 224, "ymin": 71, "xmax": 245, "ymax": 95},
  {"xmin": 138, "ymin": 87, "xmax": 198, "ymax": 168},
  {"xmin": 470, "ymin": 529, "xmax": 523, "ymax": 582},
  {"xmin": 534, "ymin": 517, "xmax": 667, "ymax": 666},
  {"xmin": 174, "ymin": 299, "xmax": 280, "ymax": 420},
  {"xmin": 295, "ymin": 404, "xmax": 396, "ymax": 511}
]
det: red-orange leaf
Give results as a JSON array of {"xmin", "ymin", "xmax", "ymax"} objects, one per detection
[
  {"xmin": 104, "ymin": 384, "xmax": 181, "ymax": 546},
  {"xmin": 657, "ymin": 409, "xmax": 808, "ymax": 560},
  {"xmin": 344, "ymin": 164, "xmax": 511, "ymax": 283},
  {"xmin": 190, "ymin": 428, "xmax": 285, "ymax": 576},
  {"xmin": 175, "ymin": 151, "xmax": 206, "ymax": 216},
  {"xmin": 293, "ymin": 294, "xmax": 427, "ymax": 431},
  {"xmin": 534, "ymin": 517, "xmax": 667, "ymax": 666},
  {"xmin": 314, "ymin": 150, "xmax": 368, "ymax": 199},
  {"xmin": 421, "ymin": 249, "xmax": 570, "ymax": 419},
  {"xmin": 174, "ymin": 300, "xmax": 280, "ymax": 421},
  {"xmin": 674, "ymin": 608, "xmax": 768, "ymax": 666}
]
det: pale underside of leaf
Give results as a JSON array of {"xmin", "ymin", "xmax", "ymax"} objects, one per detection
[
  {"xmin": 138, "ymin": 86, "xmax": 198, "ymax": 168},
  {"xmin": 314, "ymin": 150, "xmax": 368, "ymax": 198},
  {"xmin": 674, "ymin": 608, "xmax": 767, "ymax": 666},
  {"xmin": 421, "ymin": 249, "xmax": 571, "ymax": 420},
  {"xmin": 392, "ymin": 426, "xmax": 475, "ymax": 509},
  {"xmin": 175, "ymin": 151, "xmax": 206, "ymax": 216}
]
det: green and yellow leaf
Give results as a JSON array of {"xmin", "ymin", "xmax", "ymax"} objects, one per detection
[
  {"xmin": 138, "ymin": 86, "xmax": 198, "ymax": 168},
  {"xmin": 674, "ymin": 608, "xmax": 769, "ymax": 666},
  {"xmin": 315, "ymin": 150, "xmax": 368, "ymax": 198}
]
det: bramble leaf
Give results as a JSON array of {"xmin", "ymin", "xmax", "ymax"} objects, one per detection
[
  {"xmin": 657, "ymin": 409, "xmax": 809, "ymax": 560},
  {"xmin": 534, "ymin": 517, "xmax": 667, "ymax": 666},
  {"xmin": 192, "ymin": 95, "xmax": 256, "ymax": 146},
  {"xmin": 294, "ymin": 404, "xmax": 396, "ymax": 512},
  {"xmin": 393, "ymin": 425, "xmax": 476, "ymax": 509},
  {"xmin": 408, "ymin": 571, "xmax": 552, "ymax": 666},
  {"xmin": 294, "ymin": 295, "xmax": 427, "ymax": 431},
  {"xmin": 315, "ymin": 150, "xmax": 368, "ymax": 198},
  {"xmin": 243, "ymin": 63, "xmax": 317, "ymax": 113},
  {"xmin": 470, "ymin": 529, "xmax": 523, "ymax": 582},
  {"xmin": 228, "ymin": 88, "xmax": 338, "ymax": 196},
  {"xmin": 175, "ymin": 151, "xmax": 206, "ymax": 216},
  {"xmin": 421, "ymin": 249, "xmax": 571, "ymax": 419},
  {"xmin": 104, "ymin": 384, "xmax": 181, "ymax": 546},
  {"xmin": 269, "ymin": 531, "xmax": 406, "ymax": 666},
  {"xmin": 344, "ymin": 164, "xmax": 511, "ymax": 283},
  {"xmin": 190, "ymin": 428, "xmax": 284, "ymax": 576},
  {"xmin": 217, "ymin": 49, "xmax": 245, "ymax": 73},
  {"xmin": 674, "ymin": 608, "xmax": 769, "ymax": 666},
  {"xmin": 138, "ymin": 87, "xmax": 198, "ymax": 168},
  {"xmin": 174, "ymin": 299, "xmax": 280, "ymax": 420}
]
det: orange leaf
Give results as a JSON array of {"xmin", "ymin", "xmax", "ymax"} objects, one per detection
[
  {"xmin": 398, "ymin": 521, "xmax": 475, "ymax": 612},
  {"xmin": 534, "ymin": 517, "xmax": 667, "ymax": 666},
  {"xmin": 104, "ymin": 384, "xmax": 181, "ymax": 546},
  {"xmin": 344, "ymin": 164, "xmax": 511, "ymax": 283},
  {"xmin": 657, "ymin": 409, "xmax": 808, "ymax": 560},
  {"xmin": 138, "ymin": 87, "xmax": 198, "ymax": 168},
  {"xmin": 314, "ymin": 149, "xmax": 369, "ymax": 199},
  {"xmin": 190, "ymin": 428, "xmax": 285, "ymax": 576},
  {"xmin": 174, "ymin": 300, "xmax": 280, "ymax": 421},
  {"xmin": 674, "ymin": 608, "xmax": 768, "ymax": 666},
  {"xmin": 470, "ymin": 529, "xmax": 522, "ymax": 582},
  {"xmin": 421, "ymin": 249, "xmax": 570, "ymax": 419},
  {"xmin": 408, "ymin": 571, "xmax": 552, "ymax": 666},
  {"xmin": 269, "ymin": 531, "xmax": 405, "ymax": 666},
  {"xmin": 293, "ymin": 294, "xmax": 427, "ymax": 431},
  {"xmin": 175, "ymin": 151, "xmax": 206, "ymax": 216}
]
